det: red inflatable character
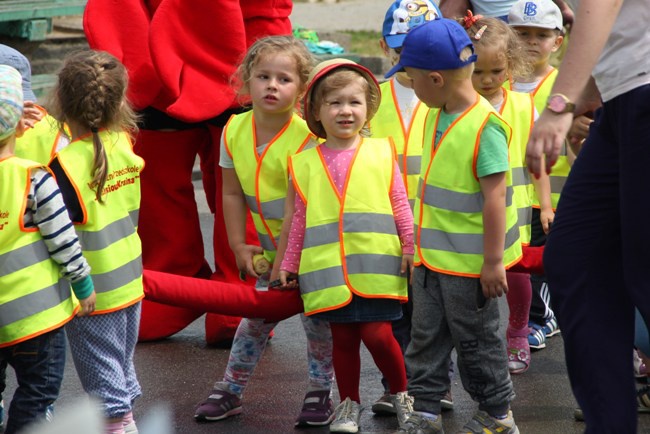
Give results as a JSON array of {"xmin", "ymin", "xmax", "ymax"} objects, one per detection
[{"xmin": 83, "ymin": 0, "xmax": 293, "ymax": 343}]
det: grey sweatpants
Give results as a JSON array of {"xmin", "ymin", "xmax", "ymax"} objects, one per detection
[{"xmin": 405, "ymin": 266, "xmax": 514, "ymax": 416}]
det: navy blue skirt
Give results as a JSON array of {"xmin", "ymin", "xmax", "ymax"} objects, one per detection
[{"xmin": 313, "ymin": 293, "xmax": 403, "ymax": 323}]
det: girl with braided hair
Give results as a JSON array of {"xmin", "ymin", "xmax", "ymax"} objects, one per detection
[{"xmin": 47, "ymin": 49, "xmax": 145, "ymax": 434}]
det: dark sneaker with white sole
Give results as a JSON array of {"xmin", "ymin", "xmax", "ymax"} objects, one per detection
[
  {"xmin": 194, "ymin": 389, "xmax": 242, "ymax": 422},
  {"xmin": 295, "ymin": 389, "xmax": 335, "ymax": 426}
]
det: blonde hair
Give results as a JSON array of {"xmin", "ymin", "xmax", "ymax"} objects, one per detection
[
  {"xmin": 49, "ymin": 50, "xmax": 138, "ymax": 203},
  {"xmin": 461, "ymin": 16, "xmax": 532, "ymax": 81},
  {"xmin": 307, "ymin": 68, "xmax": 381, "ymax": 139},
  {"xmin": 232, "ymin": 35, "xmax": 315, "ymax": 105}
]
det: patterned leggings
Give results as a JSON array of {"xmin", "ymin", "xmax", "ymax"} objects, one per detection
[
  {"xmin": 66, "ymin": 302, "xmax": 142, "ymax": 418},
  {"xmin": 217, "ymin": 314, "xmax": 333, "ymax": 396}
]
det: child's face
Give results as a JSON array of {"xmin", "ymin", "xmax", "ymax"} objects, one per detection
[
  {"xmin": 248, "ymin": 53, "xmax": 302, "ymax": 115},
  {"xmin": 380, "ymin": 39, "xmax": 413, "ymax": 87},
  {"xmin": 472, "ymin": 45, "xmax": 508, "ymax": 103},
  {"xmin": 316, "ymin": 78, "xmax": 368, "ymax": 143},
  {"xmin": 512, "ymin": 26, "xmax": 563, "ymax": 68}
]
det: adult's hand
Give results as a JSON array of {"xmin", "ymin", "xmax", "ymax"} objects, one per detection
[{"xmin": 526, "ymin": 110, "xmax": 573, "ymax": 177}]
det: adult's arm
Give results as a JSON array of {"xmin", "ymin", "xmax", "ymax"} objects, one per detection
[{"xmin": 526, "ymin": 0, "xmax": 624, "ymax": 176}]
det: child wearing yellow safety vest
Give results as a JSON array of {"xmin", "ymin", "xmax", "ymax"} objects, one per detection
[
  {"xmin": 462, "ymin": 13, "xmax": 553, "ymax": 378},
  {"xmin": 279, "ymin": 59, "xmax": 414, "ymax": 433},
  {"xmin": 385, "ymin": 19, "xmax": 522, "ymax": 433},
  {"xmin": 508, "ymin": 0, "xmax": 565, "ymax": 351},
  {"xmin": 46, "ymin": 50, "xmax": 145, "ymax": 434},
  {"xmin": 0, "ymin": 65, "xmax": 95, "ymax": 434},
  {"xmin": 368, "ymin": 0, "xmax": 453, "ymax": 416},
  {"xmin": 193, "ymin": 36, "xmax": 335, "ymax": 428}
]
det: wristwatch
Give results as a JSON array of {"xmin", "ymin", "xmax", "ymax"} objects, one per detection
[{"xmin": 546, "ymin": 93, "xmax": 576, "ymax": 114}]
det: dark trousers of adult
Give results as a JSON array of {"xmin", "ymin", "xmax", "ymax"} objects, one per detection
[
  {"xmin": 0, "ymin": 327, "xmax": 66, "ymax": 434},
  {"xmin": 544, "ymin": 84, "xmax": 650, "ymax": 433}
]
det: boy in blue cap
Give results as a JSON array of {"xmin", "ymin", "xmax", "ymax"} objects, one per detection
[
  {"xmin": 369, "ymin": 0, "xmax": 453, "ymax": 416},
  {"xmin": 386, "ymin": 18, "xmax": 521, "ymax": 434}
]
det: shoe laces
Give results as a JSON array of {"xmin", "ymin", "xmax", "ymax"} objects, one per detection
[
  {"xmin": 335, "ymin": 398, "xmax": 357, "ymax": 422},
  {"xmin": 396, "ymin": 392, "xmax": 414, "ymax": 414}
]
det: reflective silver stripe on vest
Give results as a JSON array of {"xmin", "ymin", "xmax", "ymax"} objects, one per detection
[
  {"xmin": 550, "ymin": 176, "xmax": 566, "ymax": 194},
  {"xmin": 129, "ymin": 210, "xmax": 139, "ymax": 227},
  {"xmin": 405, "ymin": 155, "xmax": 422, "ymax": 174},
  {"xmin": 0, "ymin": 279, "xmax": 70, "ymax": 328},
  {"xmin": 258, "ymin": 232, "xmax": 279, "ymax": 252},
  {"xmin": 518, "ymin": 206, "xmax": 532, "ymax": 227},
  {"xmin": 300, "ymin": 266, "xmax": 346, "ymax": 294},
  {"xmin": 420, "ymin": 184, "xmax": 513, "ymax": 213},
  {"xmin": 245, "ymin": 195, "xmax": 285, "ymax": 219},
  {"xmin": 304, "ymin": 222, "xmax": 340, "ymax": 249},
  {"xmin": 397, "ymin": 155, "xmax": 422, "ymax": 175},
  {"xmin": 76, "ymin": 214, "xmax": 137, "ymax": 251},
  {"xmin": 303, "ymin": 214, "xmax": 397, "ymax": 249},
  {"xmin": 0, "ymin": 240, "xmax": 49, "ymax": 277},
  {"xmin": 511, "ymin": 166, "xmax": 531, "ymax": 187},
  {"xmin": 301, "ymin": 254, "xmax": 402, "ymax": 294},
  {"xmin": 92, "ymin": 255, "xmax": 143, "ymax": 293},
  {"xmin": 346, "ymin": 254, "xmax": 401, "ymax": 276},
  {"xmin": 418, "ymin": 221, "xmax": 520, "ymax": 254}
]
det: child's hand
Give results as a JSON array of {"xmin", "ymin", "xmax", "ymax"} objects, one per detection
[
  {"xmin": 233, "ymin": 243, "xmax": 264, "ymax": 279},
  {"xmin": 15, "ymin": 102, "xmax": 44, "ymax": 138},
  {"xmin": 540, "ymin": 208, "xmax": 555, "ymax": 234},
  {"xmin": 480, "ymin": 262, "xmax": 508, "ymax": 298},
  {"xmin": 77, "ymin": 291, "xmax": 97, "ymax": 317},
  {"xmin": 278, "ymin": 270, "xmax": 299, "ymax": 289},
  {"xmin": 400, "ymin": 254, "xmax": 414, "ymax": 275}
]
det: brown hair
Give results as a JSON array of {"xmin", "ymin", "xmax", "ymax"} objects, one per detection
[
  {"xmin": 307, "ymin": 68, "xmax": 381, "ymax": 139},
  {"xmin": 232, "ymin": 35, "xmax": 315, "ymax": 105},
  {"xmin": 460, "ymin": 15, "xmax": 532, "ymax": 82},
  {"xmin": 49, "ymin": 50, "xmax": 138, "ymax": 203}
]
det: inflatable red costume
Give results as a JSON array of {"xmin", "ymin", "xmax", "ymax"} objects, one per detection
[{"xmin": 84, "ymin": 0, "xmax": 293, "ymax": 343}]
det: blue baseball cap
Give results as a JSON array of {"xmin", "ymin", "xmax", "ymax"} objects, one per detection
[
  {"xmin": 385, "ymin": 18, "xmax": 477, "ymax": 78},
  {"xmin": 382, "ymin": 0, "xmax": 442, "ymax": 49}
]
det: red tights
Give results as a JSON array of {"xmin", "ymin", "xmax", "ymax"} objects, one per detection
[{"xmin": 330, "ymin": 321, "xmax": 407, "ymax": 403}]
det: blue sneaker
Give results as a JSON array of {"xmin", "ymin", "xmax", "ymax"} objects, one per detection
[
  {"xmin": 528, "ymin": 322, "xmax": 547, "ymax": 350},
  {"xmin": 542, "ymin": 317, "xmax": 560, "ymax": 338}
]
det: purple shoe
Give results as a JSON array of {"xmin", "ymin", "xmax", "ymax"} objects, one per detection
[
  {"xmin": 295, "ymin": 390, "xmax": 335, "ymax": 426},
  {"xmin": 194, "ymin": 389, "xmax": 242, "ymax": 422}
]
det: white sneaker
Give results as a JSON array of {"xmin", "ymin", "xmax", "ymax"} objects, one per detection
[
  {"xmin": 330, "ymin": 398, "xmax": 360, "ymax": 433},
  {"xmin": 391, "ymin": 391, "xmax": 414, "ymax": 428}
]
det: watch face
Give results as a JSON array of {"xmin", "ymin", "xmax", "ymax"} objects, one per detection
[{"xmin": 548, "ymin": 95, "xmax": 567, "ymax": 113}]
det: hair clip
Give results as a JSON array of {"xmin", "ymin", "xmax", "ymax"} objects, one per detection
[
  {"xmin": 90, "ymin": 127, "xmax": 99, "ymax": 133},
  {"xmin": 473, "ymin": 25, "xmax": 488, "ymax": 40},
  {"xmin": 462, "ymin": 10, "xmax": 483, "ymax": 29}
]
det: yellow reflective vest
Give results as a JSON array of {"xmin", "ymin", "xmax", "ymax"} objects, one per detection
[
  {"xmin": 369, "ymin": 80, "xmax": 429, "ymax": 207},
  {"xmin": 0, "ymin": 156, "xmax": 77, "ymax": 347},
  {"xmin": 507, "ymin": 69, "xmax": 569, "ymax": 209},
  {"xmin": 499, "ymin": 89, "xmax": 535, "ymax": 245},
  {"xmin": 289, "ymin": 138, "xmax": 407, "ymax": 316},
  {"xmin": 56, "ymin": 129, "xmax": 144, "ymax": 313},
  {"xmin": 224, "ymin": 111, "xmax": 314, "ymax": 263},
  {"xmin": 415, "ymin": 96, "xmax": 522, "ymax": 276},
  {"xmin": 15, "ymin": 112, "xmax": 66, "ymax": 165}
]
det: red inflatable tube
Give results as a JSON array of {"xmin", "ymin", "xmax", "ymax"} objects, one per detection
[
  {"xmin": 508, "ymin": 246, "xmax": 545, "ymax": 275},
  {"xmin": 142, "ymin": 270, "xmax": 304, "ymax": 324}
]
